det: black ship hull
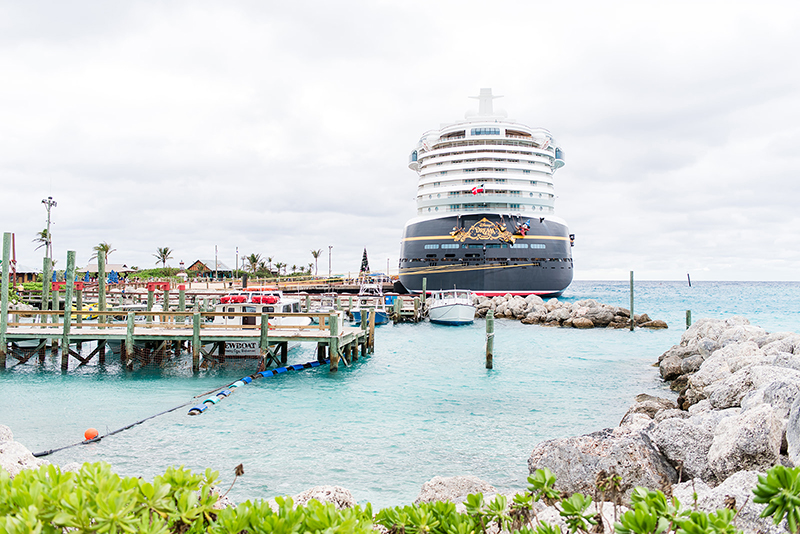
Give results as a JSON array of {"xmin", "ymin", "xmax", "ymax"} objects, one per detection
[{"xmin": 398, "ymin": 214, "xmax": 573, "ymax": 297}]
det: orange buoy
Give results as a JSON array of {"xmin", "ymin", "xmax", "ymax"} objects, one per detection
[{"xmin": 84, "ymin": 428, "xmax": 99, "ymax": 440}]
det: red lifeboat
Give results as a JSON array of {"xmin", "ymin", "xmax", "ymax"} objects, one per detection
[
  {"xmin": 264, "ymin": 295, "xmax": 279, "ymax": 304},
  {"xmin": 220, "ymin": 296, "xmax": 232, "ymax": 304},
  {"xmin": 251, "ymin": 295, "xmax": 263, "ymax": 304},
  {"xmin": 233, "ymin": 295, "xmax": 247, "ymax": 303}
]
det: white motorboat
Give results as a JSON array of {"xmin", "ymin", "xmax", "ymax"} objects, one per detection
[
  {"xmin": 427, "ymin": 289, "xmax": 476, "ymax": 325},
  {"xmin": 350, "ymin": 282, "xmax": 390, "ymax": 326}
]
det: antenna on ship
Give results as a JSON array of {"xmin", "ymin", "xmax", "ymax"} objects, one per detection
[{"xmin": 469, "ymin": 88, "xmax": 503, "ymax": 116}]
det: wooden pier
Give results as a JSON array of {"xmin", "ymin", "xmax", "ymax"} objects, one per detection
[{"xmin": 1, "ymin": 309, "xmax": 373, "ymax": 373}]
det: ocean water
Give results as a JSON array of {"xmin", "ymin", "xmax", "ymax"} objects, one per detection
[{"xmin": 2, "ymin": 281, "xmax": 799, "ymax": 509}]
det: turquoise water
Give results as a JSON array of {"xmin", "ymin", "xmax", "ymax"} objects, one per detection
[{"xmin": 2, "ymin": 281, "xmax": 799, "ymax": 508}]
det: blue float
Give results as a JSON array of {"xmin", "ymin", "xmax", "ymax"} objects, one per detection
[
  {"xmin": 275, "ymin": 367, "xmax": 287, "ymax": 374},
  {"xmin": 242, "ymin": 376, "xmax": 252, "ymax": 384}
]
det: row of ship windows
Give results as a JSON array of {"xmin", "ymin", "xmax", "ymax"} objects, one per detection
[
  {"xmin": 419, "ymin": 178, "xmax": 554, "ymax": 189},
  {"xmin": 423, "ymin": 243, "xmax": 546, "ymax": 249},
  {"xmin": 422, "ymin": 192, "xmax": 554, "ymax": 199},
  {"xmin": 418, "ymin": 147, "xmax": 555, "ymax": 164},
  {"xmin": 400, "ymin": 257, "xmax": 573, "ymax": 263},
  {"xmin": 423, "ymin": 205, "xmax": 555, "ymax": 213}
]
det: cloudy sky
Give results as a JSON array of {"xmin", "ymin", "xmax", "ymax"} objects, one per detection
[{"xmin": 2, "ymin": 0, "xmax": 799, "ymax": 281}]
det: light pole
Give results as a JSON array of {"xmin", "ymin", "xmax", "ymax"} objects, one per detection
[
  {"xmin": 41, "ymin": 196, "xmax": 57, "ymax": 263},
  {"xmin": 328, "ymin": 245, "xmax": 332, "ymax": 280}
]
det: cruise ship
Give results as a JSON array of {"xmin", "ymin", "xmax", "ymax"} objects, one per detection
[{"xmin": 397, "ymin": 89, "xmax": 574, "ymax": 297}]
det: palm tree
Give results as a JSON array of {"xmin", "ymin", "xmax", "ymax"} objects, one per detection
[
  {"xmin": 266, "ymin": 257, "xmax": 273, "ymax": 273},
  {"xmin": 90, "ymin": 242, "xmax": 116, "ymax": 262},
  {"xmin": 275, "ymin": 262, "xmax": 285, "ymax": 277},
  {"xmin": 33, "ymin": 229, "xmax": 50, "ymax": 251},
  {"xmin": 291, "ymin": 264, "xmax": 297, "ymax": 274},
  {"xmin": 310, "ymin": 249, "xmax": 322, "ymax": 276},
  {"xmin": 153, "ymin": 247, "xmax": 173, "ymax": 268},
  {"xmin": 245, "ymin": 253, "xmax": 262, "ymax": 274}
]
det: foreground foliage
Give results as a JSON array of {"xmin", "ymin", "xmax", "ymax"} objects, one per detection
[{"xmin": 1, "ymin": 462, "xmax": 797, "ymax": 533}]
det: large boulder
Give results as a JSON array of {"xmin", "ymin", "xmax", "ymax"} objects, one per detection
[
  {"xmin": 785, "ymin": 396, "xmax": 800, "ymax": 465},
  {"xmin": 414, "ymin": 476, "xmax": 497, "ymax": 505},
  {"xmin": 648, "ymin": 417, "xmax": 716, "ymax": 483},
  {"xmin": 584, "ymin": 307, "xmax": 614, "ymax": 327},
  {"xmin": 293, "ymin": 486, "xmax": 357, "ymax": 509},
  {"xmin": 672, "ymin": 471, "xmax": 786, "ymax": 534},
  {"xmin": 0, "ymin": 424, "xmax": 49, "ymax": 478},
  {"xmin": 707, "ymin": 404, "xmax": 782, "ymax": 482},
  {"xmin": 527, "ymin": 427, "xmax": 677, "ymax": 504}
]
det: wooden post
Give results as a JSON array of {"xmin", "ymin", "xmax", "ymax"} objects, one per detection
[
  {"xmin": 280, "ymin": 342, "xmax": 287, "ymax": 365},
  {"xmin": 393, "ymin": 297, "xmax": 401, "ymax": 323},
  {"xmin": 61, "ymin": 251, "xmax": 76, "ymax": 371},
  {"xmin": 368, "ymin": 306, "xmax": 376, "ymax": 353},
  {"xmin": 0, "ymin": 232, "xmax": 10, "ymax": 369},
  {"xmin": 51, "ymin": 286, "xmax": 59, "ymax": 353},
  {"xmin": 413, "ymin": 297, "xmax": 420, "ymax": 321},
  {"xmin": 259, "ymin": 312, "xmax": 269, "ymax": 362},
  {"xmin": 98, "ymin": 252, "xmax": 107, "ymax": 325},
  {"xmin": 629, "ymin": 270, "xmax": 635, "ymax": 331},
  {"xmin": 486, "ymin": 309, "xmax": 494, "ymax": 369},
  {"xmin": 317, "ymin": 343, "xmax": 326, "ymax": 363},
  {"xmin": 41, "ymin": 256, "xmax": 51, "ymax": 325},
  {"xmin": 686, "ymin": 310, "xmax": 692, "ymax": 330},
  {"xmin": 125, "ymin": 311, "xmax": 135, "ymax": 366},
  {"xmin": 421, "ymin": 277, "xmax": 427, "ymax": 307},
  {"xmin": 329, "ymin": 312, "xmax": 339, "ymax": 372},
  {"xmin": 305, "ymin": 294, "xmax": 310, "ymax": 312},
  {"xmin": 178, "ymin": 285, "xmax": 186, "ymax": 322},
  {"xmin": 163, "ymin": 288, "xmax": 170, "ymax": 315},
  {"xmin": 75, "ymin": 287, "xmax": 83, "ymax": 351},
  {"xmin": 146, "ymin": 289, "xmax": 154, "ymax": 324},
  {"xmin": 192, "ymin": 312, "xmax": 200, "ymax": 372}
]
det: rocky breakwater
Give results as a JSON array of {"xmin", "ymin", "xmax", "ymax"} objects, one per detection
[
  {"xmin": 524, "ymin": 316, "xmax": 800, "ymax": 533},
  {"xmin": 473, "ymin": 294, "xmax": 668, "ymax": 329}
]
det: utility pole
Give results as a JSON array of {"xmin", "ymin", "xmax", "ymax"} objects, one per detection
[
  {"xmin": 328, "ymin": 245, "xmax": 333, "ymax": 280},
  {"xmin": 42, "ymin": 196, "xmax": 57, "ymax": 265}
]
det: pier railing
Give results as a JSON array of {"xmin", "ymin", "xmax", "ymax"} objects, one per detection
[{"xmin": 5, "ymin": 310, "xmax": 343, "ymax": 332}]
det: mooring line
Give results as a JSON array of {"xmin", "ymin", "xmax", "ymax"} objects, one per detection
[{"xmin": 32, "ymin": 359, "xmax": 330, "ymax": 457}]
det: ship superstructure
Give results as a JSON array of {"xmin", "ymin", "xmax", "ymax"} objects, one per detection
[{"xmin": 398, "ymin": 89, "xmax": 574, "ymax": 296}]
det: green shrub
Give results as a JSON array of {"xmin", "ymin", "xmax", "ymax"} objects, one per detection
[{"xmin": 2, "ymin": 463, "xmax": 796, "ymax": 533}]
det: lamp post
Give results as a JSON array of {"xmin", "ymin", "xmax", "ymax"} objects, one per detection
[{"xmin": 328, "ymin": 245, "xmax": 332, "ymax": 280}]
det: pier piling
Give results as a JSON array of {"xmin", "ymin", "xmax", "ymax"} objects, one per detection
[
  {"xmin": 98, "ymin": 253, "xmax": 107, "ymax": 325},
  {"xmin": 329, "ymin": 312, "xmax": 340, "ymax": 372},
  {"xmin": 60, "ymin": 251, "xmax": 76, "ymax": 371},
  {"xmin": 485, "ymin": 310, "xmax": 494, "ymax": 369},
  {"xmin": 629, "ymin": 270, "xmax": 635, "ymax": 331},
  {"xmin": 1, "ymin": 232, "xmax": 10, "ymax": 369},
  {"xmin": 686, "ymin": 310, "xmax": 692, "ymax": 329}
]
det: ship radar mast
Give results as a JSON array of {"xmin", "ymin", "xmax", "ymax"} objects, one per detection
[{"xmin": 467, "ymin": 88, "xmax": 505, "ymax": 118}]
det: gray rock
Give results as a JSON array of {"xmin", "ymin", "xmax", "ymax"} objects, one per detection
[
  {"xmin": 414, "ymin": 475, "xmax": 497, "ymax": 505},
  {"xmin": 649, "ymin": 417, "xmax": 716, "ymax": 483},
  {"xmin": 584, "ymin": 307, "xmax": 614, "ymax": 327},
  {"xmin": 672, "ymin": 471, "xmax": 786, "ymax": 534},
  {"xmin": 786, "ymin": 396, "xmax": 800, "ymax": 465},
  {"xmin": 654, "ymin": 409, "xmax": 690, "ymax": 423},
  {"xmin": 572, "ymin": 317, "xmax": 594, "ymax": 329},
  {"xmin": 708, "ymin": 404, "xmax": 782, "ymax": 482},
  {"xmin": 680, "ymin": 354, "xmax": 705, "ymax": 375},
  {"xmin": 709, "ymin": 365, "xmax": 800, "ymax": 410},
  {"xmin": 0, "ymin": 435, "xmax": 49, "ymax": 478},
  {"xmin": 660, "ymin": 355, "xmax": 684, "ymax": 381},
  {"xmin": 528, "ymin": 427, "xmax": 677, "ymax": 504},
  {"xmin": 293, "ymin": 485, "xmax": 357, "ymax": 509}
]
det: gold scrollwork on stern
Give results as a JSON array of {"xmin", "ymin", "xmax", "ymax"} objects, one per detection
[{"xmin": 451, "ymin": 218, "xmax": 516, "ymax": 244}]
